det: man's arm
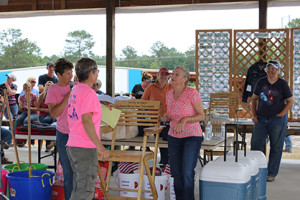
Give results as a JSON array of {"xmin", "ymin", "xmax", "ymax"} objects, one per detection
[
  {"xmin": 141, "ymin": 86, "xmax": 150, "ymax": 100},
  {"xmin": 38, "ymin": 75, "xmax": 45, "ymax": 93},
  {"xmin": 48, "ymin": 90, "xmax": 71, "ymax": 119},
  {"xmin": 38, "ymin": 85, "xmax": 44, "ymax": 93}
]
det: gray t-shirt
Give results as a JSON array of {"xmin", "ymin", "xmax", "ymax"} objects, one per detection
[{"xmin": 253, "ymin": 77, "xmax": 293, "ymax": 118}]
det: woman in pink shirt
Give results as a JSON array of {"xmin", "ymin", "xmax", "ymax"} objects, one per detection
[
  {"xmin": 66, "ymin": 58, "xmax": 109, "ymax": 200},
  {"xmin": 162, "ymin": 66, "xmax": 204, "ymax": 200},
  {"xmin": 46, "ymin": 58, "xmax": 74, "ymax": 200}
]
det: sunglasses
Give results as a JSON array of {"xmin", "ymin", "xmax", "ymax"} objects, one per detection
[
  {"xmin": 93, "ymin": 69, "xmax": 99, "ymax": 74},
  {"xmin": 31, "ymin": 81, "xmax": 36, "ymax": 83},
  {"xmin": 146, "ymin": 80, "xmax": 152, "ymax": 83}
]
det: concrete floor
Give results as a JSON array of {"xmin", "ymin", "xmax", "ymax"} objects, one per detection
[{"xmin": 2, "ymin": 145, "xmax": 300, "ymax": 200}]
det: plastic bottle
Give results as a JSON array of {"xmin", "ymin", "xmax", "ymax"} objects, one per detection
[
  {"xmin": 205, "ymin": 121, "xmax": 212, "ymax": 140},
  {"xmin": 220, "ymin": 121, "xmax": 226, "ymax": 139}
]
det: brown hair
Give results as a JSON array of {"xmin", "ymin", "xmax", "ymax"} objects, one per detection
[{"xmin": 141, "ymin": 71, "xmax": 152, "ymax": 81}]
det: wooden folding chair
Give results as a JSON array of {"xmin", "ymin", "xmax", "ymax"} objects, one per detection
[
  {"xmin": 202, "ymin": 92, "xmax": 240, "ymax": 162},
  {"xmin": 97, "ymin": 99, "xmax": 163, "ymax": 200}
]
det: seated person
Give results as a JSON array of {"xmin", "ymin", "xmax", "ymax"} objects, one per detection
[
  {"xmin": 1, "ymin": 127, "xmax": 13, "ymax": 164},
  {"xmin": 18, "ymin": 77, "xmax": 39, "ymax": 99},
  {"xmin": 15, "ymin": 82, "xmax": 39, "ymax": 147},
  {"xmin": 0, "ymin": 73, "xmax": 18, "ymax": 120},
  {"xmin": 92, "ymin": 79, "xmax": 105, "ymax": 95},
  {"xmin": 37, "ymin": 81, "xmax": 55, "ymax": 152},
  {"xmin": 92, "ymin": 79, "xmax": 113, "ymax": 109}
]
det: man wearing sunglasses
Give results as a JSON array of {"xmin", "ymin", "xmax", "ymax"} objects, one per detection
[{"xmin": 38, "ymin": 62, "xmax": 58, "ymax": 93}]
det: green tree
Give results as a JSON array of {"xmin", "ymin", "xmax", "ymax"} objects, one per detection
[
  {"xmin": 0, "ymin": 28, "xmax": 42, "ymax": 69},
  {"xmin": 121, "ymin": 46, "xmax": 137, "ymax": 60},
  {"xmin": 150, "ymin": 41, "xmax": 187, "ymax": 70},
  {"xmin": 117, "ymin": 46, "xmax": 138, "ymax": 67},
  {"xmin": 286, "ymin": 18, "xmax": 300, "ymax": 28},
  {"xmin": 184, "ymin": 45, "xmax": 195, "ymax": 72},
  {"xmin": 63, "ymin": 30, "xmax": 95, "ymax": 63}
]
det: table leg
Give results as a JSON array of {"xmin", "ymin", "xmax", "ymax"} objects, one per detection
[{"xmin": 38, "ymin": 140, "xmax": 42, "ymax": 163}]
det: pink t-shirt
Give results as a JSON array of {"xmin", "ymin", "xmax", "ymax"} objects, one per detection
[
  {"xmin": 66, "ymin": 83, "xmax": 102, "ymax": 148},
  {"xmin": 166, "ymin": 87, "xmax": 203, "ymax": 138},
  {"xmin": 45, "ymin": 84, "xmax": 71, "ymax": 134}
]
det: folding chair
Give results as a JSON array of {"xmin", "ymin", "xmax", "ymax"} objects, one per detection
[
  {"xmin": 97, "ymin": 99, "xmax": 163, "ymax": 200},
  {"xmin": 202, "ymin": 92, "xmax": 240, "ymax": 163}
]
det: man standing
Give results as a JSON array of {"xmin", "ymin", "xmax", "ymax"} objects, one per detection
[
  {"xmin": 142, "ymin": 67, "xmax": 173, "ymax": 169},
  {"xmin": 38, "ymin": 62, "xmax": 58, "ymax": 93}
]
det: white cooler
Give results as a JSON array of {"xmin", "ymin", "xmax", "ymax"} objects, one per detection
[
  {"xmin": 216, "ymin": 154, "xmax": 259, "ymax": 200},
  {"xmin": 228, "ymin": 150, "xmax": 268, "ymax": 200},
  {"xmin": 200, "ymin": 159, "xmax": 252, "ymax": 200}
]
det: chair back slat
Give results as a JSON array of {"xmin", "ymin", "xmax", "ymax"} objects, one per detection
[
  {"xmin": 116, "ymin": 99, "xmax": 161, "ymax": 127},
  {"xmin": 209, "ymin": 92, "xmax": 239, "ymax": 123}
]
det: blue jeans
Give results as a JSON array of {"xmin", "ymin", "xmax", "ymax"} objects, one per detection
[
  {"xmin": 40, "ymin": 115, "xmax": 55, "ymax": 147},
  {"xmin": 1, "ymin": 128, "xmax": 12, "ymax": 145},
  {"xmin": 4, "ymin": 103, "xmax": 18, "ymax": 120},
  {"xmin": 284, "ymin": 136, "xmax": 292, "ymax": 151},
  {"xmin": 168, "ymin": 135, "xmax": 202, "ymax": 200},
  {"xmin": 15, "ymin": 111, "xmax": 39, "ymax": 143},
  {"xmin": 56, "ymin": 130, "xmax": 73, "ymax": 200},
  {"xmin": 251, "ymin": 115, "xmax": 287, "ymax": 177},
  {"xmin": 39, "ymin": 115, "xmax": 54, "ymax": 124}
]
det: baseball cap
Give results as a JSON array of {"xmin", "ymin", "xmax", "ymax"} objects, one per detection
[
  {"xmin": 5, "ymin": 73, "xmax": 17, "ymax": 81},
  {"xmin": 47, "ymin": 62, "xmax": 54, "ymax": 67},
  {"xmin": 266, "ymin": 60, "xmax": 281, "ymax": 70},
  {"xmin": 158, "ymin": 67, "xmax": 169, "ymax": 74}
]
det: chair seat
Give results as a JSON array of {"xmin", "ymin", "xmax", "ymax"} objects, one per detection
[{"xmin": 98, "ymin": 150, "xmax": 154, "ymax": 163}]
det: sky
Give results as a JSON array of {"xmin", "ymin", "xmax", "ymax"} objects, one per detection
[{"xmin": 0, "ymin": 5, "xmax": 300, "ymax": 58}]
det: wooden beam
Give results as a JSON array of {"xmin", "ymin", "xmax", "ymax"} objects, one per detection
[
  {"xmin": 106, "ymin": 0, "xmax": 115, "ymax": 97},
  {"xmin": 61, "ymin": 0, "xmax": 66, "ymax": 9},
  {"xmin": 32, "ymin": 0, "xmax": 37, "ymax": 10},
  {"xmin": 259, "ymin": 0, "xmax": 267, "ymax": 29}
]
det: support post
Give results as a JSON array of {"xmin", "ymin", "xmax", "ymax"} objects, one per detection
[{"xmin": 106, "ymin": 0, "xmax": 115, "ymax": 97}]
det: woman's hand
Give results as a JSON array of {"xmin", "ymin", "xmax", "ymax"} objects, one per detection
[
  {"xmin": 276, "ymin": 113, "xmax": 284, "ymax": 117},
  {"xmin": 98, "ymin": 146, "xmax": 109, "ymax": 161},
  {"xmin": 161, "ymin": 113, "xmax": 171, "ymax": 123},
  {"xmin": 173, "ymin": 117, "xmax": 188, "ymax": 133},
  {"xmin": 101, "ymin": 101, "xmax": 114, "ymax": 110}
]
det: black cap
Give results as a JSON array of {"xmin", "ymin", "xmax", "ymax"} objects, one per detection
[{"xmin": 47, "ymin": 62, "xmax": 54, "ymax": 67}]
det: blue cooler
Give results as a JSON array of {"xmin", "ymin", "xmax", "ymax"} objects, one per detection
[
  {"xmin": 218, "ymin": 154, "xmax": 259, "ymax": 200},
  {"xmin": 200, "ymin": 159, "xmax": 251, "ymax": 200},
  {"xmin": 228, "ymin": 150, "xmax": 267, "ymax": 200}
]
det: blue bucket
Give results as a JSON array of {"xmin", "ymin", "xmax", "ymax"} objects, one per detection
[{"xmin": 6, "ymin": 170, "xmax": 54, "ymax": 200}]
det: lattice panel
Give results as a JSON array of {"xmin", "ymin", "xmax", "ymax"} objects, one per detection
[
  {"xmin": 233, "ymin": 29, "xmax": 289, "ymax": 118},
  {"xmin": 291, "ymin": 28, "xmax": 300, "ymax": 119},
  {"xmin": 195, "ymin": 30, "xmax": 232, "ymax": 107}
]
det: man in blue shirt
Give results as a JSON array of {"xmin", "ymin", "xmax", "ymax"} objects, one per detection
[{"xmin": 38, "ymin": 62, "xmax": 58, "ymax": 93}]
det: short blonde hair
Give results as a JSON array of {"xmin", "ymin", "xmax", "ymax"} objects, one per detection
[{"xmin": 27, "ymin": 77, "xmax": 36, "ymax": 83}]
